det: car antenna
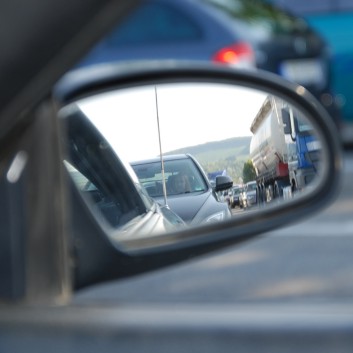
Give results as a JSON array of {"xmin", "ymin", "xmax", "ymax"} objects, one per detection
[{"xmin": 155, "ymin": 86, "xmax": 168, "ymax": 207}]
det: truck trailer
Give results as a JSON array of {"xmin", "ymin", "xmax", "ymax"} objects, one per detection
[{"xmin": 249, "ymin": 95, "xmax": 321, "ymax": 203}]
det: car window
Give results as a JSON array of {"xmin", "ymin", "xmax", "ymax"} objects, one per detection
[
  {"xmin": 63, "ymin": 109, "xmax": 150, "ymax": 229},
  {"xmin": 64, "ymin": 157, "xmax": 141, "ymax": 229},
  {"xmin": 132, "ymin": 158, "xmax": 208, "ymax": 197},
  {"xmin": 233, "ymin": 187, "xmax": 241, "ymax": 195},
  {"xmin": 246, "ymin": 183, "xmax": 257, "ymax": 191},
  {"xmin": 66, "ymin": 163, "xmax": 96, "ymax": 191},
  {"xmin": 104, "ymin": 2, "xmax": 202, "ymax": 46}
]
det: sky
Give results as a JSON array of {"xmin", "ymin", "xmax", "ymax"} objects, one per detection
[{"xmin": 78, "ymin": 82, "xmax": 267, "ymax": 162}]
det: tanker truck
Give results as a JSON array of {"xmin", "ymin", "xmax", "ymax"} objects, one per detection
[{"xmin": 249, "ymin": 95, "xmax": 321, "ymax": 203}]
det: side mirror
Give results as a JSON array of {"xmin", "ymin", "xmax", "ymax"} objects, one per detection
[
  {"xmin": 215, "ymin": 175, "xmax": 233, "ymax": 192},
  {"xmin": 55, "ymin": 62, "xmax": 342, "ymax": 290},
  {"xmin": 281, "ymin": 107, "xmax": 292, "ymax": 135}
]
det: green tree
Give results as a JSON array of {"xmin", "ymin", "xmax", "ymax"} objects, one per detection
[{"xmin": 242, "ymin": 160, "xmax": 256, "ymax": 183}]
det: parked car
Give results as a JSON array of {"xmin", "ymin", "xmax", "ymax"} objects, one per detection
[
  {"xmin": 0, "ymin": 1, "xmax": 348, "ymax": 352},
  {"xmin": 130, "ymin": 154, "xmax": 233, "ymax": 225},
  {"xmin": 242, "ymin": 180, "xmax": 258, "ymax": 208},
  {"xmin": 75, "ymin": 0, "xmax": 337, "ymax": 120}
]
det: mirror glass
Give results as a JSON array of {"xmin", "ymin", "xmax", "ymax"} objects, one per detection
[{"xmin": 59, "ymin": 82, "xmax": 324, "ymax": 239}]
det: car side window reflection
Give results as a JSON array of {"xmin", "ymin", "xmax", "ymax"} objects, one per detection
[
  {"xmin": 62, "ymin": 107, "xmax": 148, "ymax": 229},
  {"xmin": 65, "ymin": 160, "xmax": 133, "ymax": 229}
]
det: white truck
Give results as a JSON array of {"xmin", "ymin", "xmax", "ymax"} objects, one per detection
[{"xmin": 249, "ymin": 95, "xmax": 321, "ymax": 203}]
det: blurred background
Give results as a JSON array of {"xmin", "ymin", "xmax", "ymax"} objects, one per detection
[
  {"xmin": 73, "ymin": 0, "xmax": 353, "ymax": 144},
  {"xmin": 263, "ymin": 0, "xmax": 353, "ymax": 144}
]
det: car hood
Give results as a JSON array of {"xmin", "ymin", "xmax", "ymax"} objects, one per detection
[{"xmin": 157, "ymin": 191, "xmax": 211, "ymax": 224}]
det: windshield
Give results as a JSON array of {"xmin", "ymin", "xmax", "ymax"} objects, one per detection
[
  {"xmin": 233, "ymin": 187, "xmax": 242, "ymax": 195},
  {"xmin": 132, "ymin": 157, "xmax": 208, "ymax": 197},
  {"xmin": 247, "ymin": 182, "xmax": 257, "ymax": 191}
]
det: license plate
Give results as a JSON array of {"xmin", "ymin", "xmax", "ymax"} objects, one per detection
[{"xmin": 279, "ymin": 59, "xmax": 325, "ymax": 86}]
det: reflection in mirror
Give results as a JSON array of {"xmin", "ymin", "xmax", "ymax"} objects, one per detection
[{"xmin": 59, "ymin": 83, "xmax": 324, "ymax": 238}]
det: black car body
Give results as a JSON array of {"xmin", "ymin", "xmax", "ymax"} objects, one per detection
[{"xmin": 131, "ymin": 154, "xmax": 232, "ymax": 225}]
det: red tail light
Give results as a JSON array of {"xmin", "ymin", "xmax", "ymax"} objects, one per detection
[{"xmin": 212, "ymin": 42, "xmax": 255, "ymax": 68}]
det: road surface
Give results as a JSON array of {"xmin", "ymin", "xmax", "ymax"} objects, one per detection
[{"xmin": 75, "ymin": 152, "xmax": 353, "ymax": 304}]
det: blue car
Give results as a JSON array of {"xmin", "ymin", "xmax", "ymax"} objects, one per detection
[{"xmin": 76, "ymin": 0, "xmax": 336, "ymax": 120}]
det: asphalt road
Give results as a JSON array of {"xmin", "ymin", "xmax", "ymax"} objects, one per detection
[{"xmin": 75, "ymin": 152, "xmax": 353, "ymax": 305}]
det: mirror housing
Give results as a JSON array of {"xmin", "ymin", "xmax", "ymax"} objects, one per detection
[
  {"xmin": 281, "ymin": 107, "xmax": 292, "ymax": 135},
  {"xmin": 215, "ymin": 175, "xmax": 233, "ymax": 192},
  {"xmin": 55, "ymin": 62, "xmax": 343, "ymax": 290}
]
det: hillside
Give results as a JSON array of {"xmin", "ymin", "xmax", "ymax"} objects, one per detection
[{"xmin": 165, "ymin": 136, "xmax": 252, "ymax": 183}]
